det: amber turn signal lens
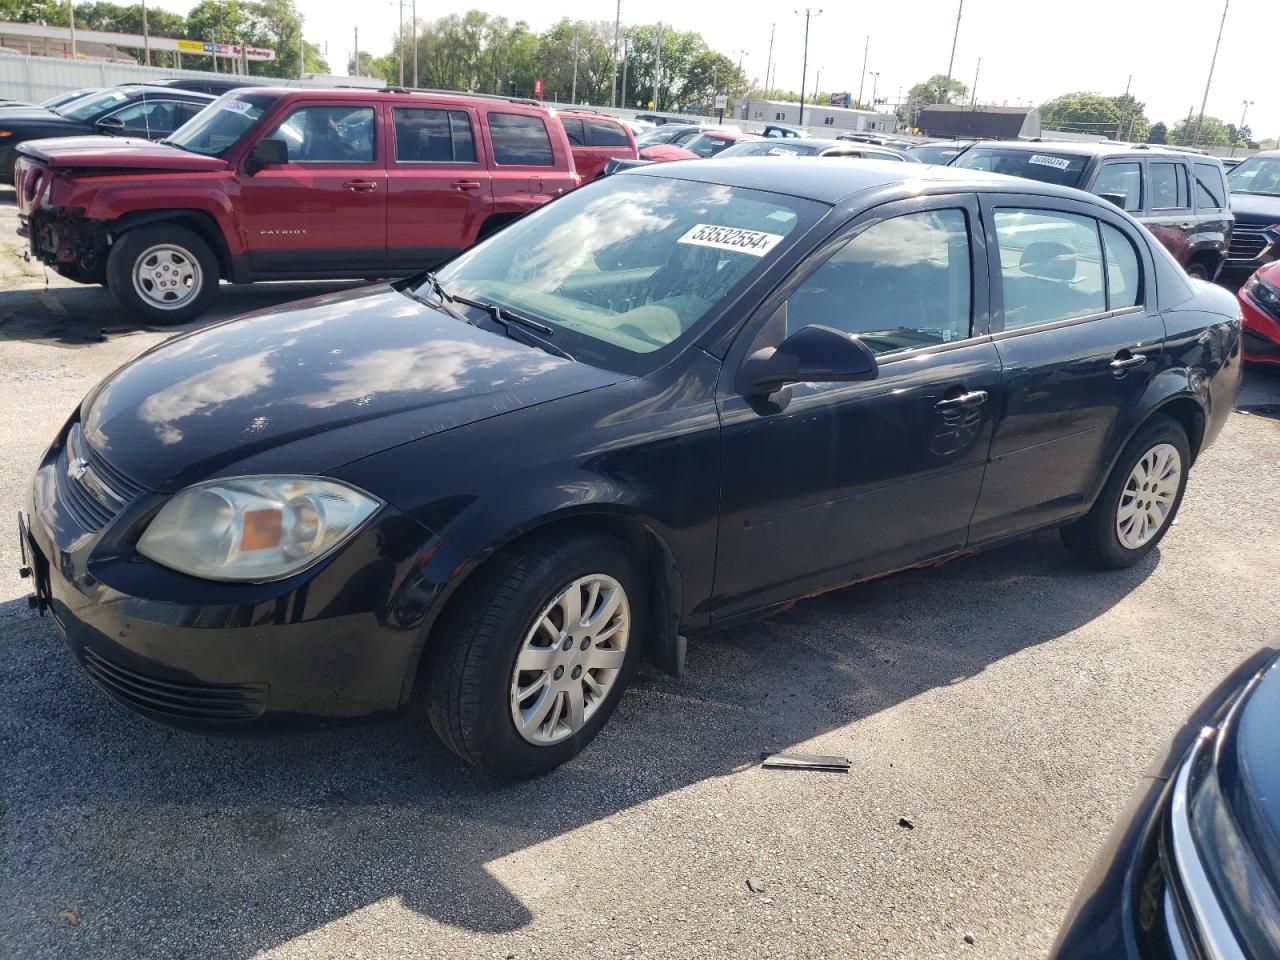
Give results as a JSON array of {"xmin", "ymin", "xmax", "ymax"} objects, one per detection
[{"xmin": 241, "ymin": 508, "xmax": 282, "ymax": 551}]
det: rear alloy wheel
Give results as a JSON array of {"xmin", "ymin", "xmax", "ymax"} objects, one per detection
[
  {"xmin": 1185, "ymin": 260, "xmax": 1210, "ymax": 281},
  {"xmin": 1061, "ymin": 415, "xmax": 1191, "ymax": 568},
  {"xmin": 107, "ymin": 224, "xmax": 219, "ymax": 325},
  {"xmin": 427, "ymin": 534, "xmax": 643, "ymax": 779}
]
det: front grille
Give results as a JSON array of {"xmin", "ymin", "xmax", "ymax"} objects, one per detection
[
  {"xmin": 1227, "ymin": 229, "xmax": 1271, "ymax": 264},
  {"xmin": 82, "ymin": 648, "xmax": 268, "ymax": 722},
  {"xmin": 56, "ymin": 423, "xmax": 146, "ymax": 532}
]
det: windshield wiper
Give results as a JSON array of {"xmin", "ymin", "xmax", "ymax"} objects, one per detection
[{"xmin": 414, "ymin": 275, "xmax": 574, "ymax": 361}]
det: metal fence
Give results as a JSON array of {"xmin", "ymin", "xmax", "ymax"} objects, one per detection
[{"xmin": 0, "ymin": 54, "xmax": 267, "ymax": 103}]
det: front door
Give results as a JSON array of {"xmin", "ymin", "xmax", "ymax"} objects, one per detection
[
  {"xmin": 239, "ymin": 100, "xmax": 386, "ymax": 275},
  {"xmin": 386, "ymin": 105, "xmax": 492, "ymax": 271},
  {"xmin": 968, "ymin": 198, "xmax": 1166, "ymax": 543},
  {"xmin": 713, "ymin": 196, "xmax": 1002, "ymax": 620}
]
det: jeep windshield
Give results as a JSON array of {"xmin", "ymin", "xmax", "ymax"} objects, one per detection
[
  {"xmin": 423, "ymin": 174, "xmax": 826, "ymax": 374},
  {"xmin": 952, "ymin": 146, "xmax": 1088, "ymax": 186},
  {"xmin": 1228, "ymin": 156, "xmax": 1280, "ymax": 197},
  {"xmin": 165, "ymin": 92, "xmax": 279, "ymax": 157}
]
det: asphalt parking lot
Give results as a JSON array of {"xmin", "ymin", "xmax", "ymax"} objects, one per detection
[{"xmin": 2, "ymin": 186, "xmax": 1279, "ymax": 960}]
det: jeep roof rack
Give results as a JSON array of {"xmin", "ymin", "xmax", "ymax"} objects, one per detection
[{"xmin": 377, "ymin": 86, "xmax": 541, "ymax": 107}]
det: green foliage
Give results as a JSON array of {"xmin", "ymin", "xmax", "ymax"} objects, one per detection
[
  {"xmin": 1039, "ymin": 91, "xmax": 1150, "ymax": 141},
  {"xmin": 1169, "ymin": 115, "xmax": 1230, "ymax": 147},
  {"xmin": 907, "ymin": 74, "xmax": 967, "ymax": 107},
  {"xmin": 1147, "ymin": 121, "xmax": 1167, "ymax": 144}
]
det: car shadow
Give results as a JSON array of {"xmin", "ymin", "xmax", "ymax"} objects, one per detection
[{"xmin": 3, "ymin": 529, "xmax": 1158, "ymax": 957}]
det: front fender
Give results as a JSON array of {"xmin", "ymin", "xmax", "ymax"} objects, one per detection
[{"xmin": 61, "ymin": 174, "xmax": 243, "ymax": 256}]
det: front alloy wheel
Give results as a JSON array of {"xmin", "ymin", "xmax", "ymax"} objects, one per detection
[{"xmin": 510, "ymin": 574, "xmax": 630, "ymax": 745}]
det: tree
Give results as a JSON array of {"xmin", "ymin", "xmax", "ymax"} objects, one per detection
[
  {"xmin": 907, "ymin": 74, "xmax": 967, "ymax": 107},
  {"xmin": 1227, "ymin": 124, "xmax": 1253, "ymax": 148},
  {"xmin": 1147, "ymin": 121, "xmax": 1167, "ymax": 144},
  {"xmin": 1038, "ymin": 92, "xmax": 1120, "ymax": 135},
  {"xmin": 1169, "ymin": 115, "xmax": 1230, "ymax": 147},
  {"xmin": 1110, "ymin": 92, "xmax": 1150, "ymax": 142}
]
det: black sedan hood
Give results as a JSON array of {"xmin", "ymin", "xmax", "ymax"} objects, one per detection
[
  {"xmin": 0, "ymin": 109, "xmax": 82, "ymax": 127},
  {"xmin": 1231, "ymin": 193, "xmax": 1280, "ymax": 226},
  {"xmin": 1219, "ymin": 655, "xmax": 1280, "ymax": 891},
  {"xmin": 81, "ymin": 285, "xmax": 626, "ymax": 492}
]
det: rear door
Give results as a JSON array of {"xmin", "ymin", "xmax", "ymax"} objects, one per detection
[
  {"xmin": 238, "ymin": 99, "xmax": 386, "ymax": 275},
  {"xmin": 386, "ymin": 104, "xmax": 491, "ymax": 271},
  {"xmin": 969, "ymin": 196, "xmax": 1165, "ymax": 542},
  {"xmin": 1142, "ymin": 159, "xmax": 1195, "ymax": 265},
  {"xmin": 482, "ymin": 110, "xmax": 569, "ymax": 211},
  {"xmin": 583, "ymin": 117, "xmax": 636, "ymax": 180}
]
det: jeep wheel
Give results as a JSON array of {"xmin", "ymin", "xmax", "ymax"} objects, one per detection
[
  {"xmin": 1184, "ymin": 260, "xmax": 1209, "ymax": 282},
  {"xmin": 107, "ymin": 225, "xmax": 219, "ymax": 325}
]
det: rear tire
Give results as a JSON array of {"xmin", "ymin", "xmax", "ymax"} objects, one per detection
[
  {"xmin": 426, "ymin": 533, "xmax": 644, "ymax": 780},
  {"xmin": 1060, "ymin": 415, "xmax": 1191, "ymax": 569},
  {"xmin": 1185, "ymin": 260, "xmax": 1210, "ymax": 281},
  {"xmin": 106, "ymin": 224, "xmax": 219, "ymax": 325}
]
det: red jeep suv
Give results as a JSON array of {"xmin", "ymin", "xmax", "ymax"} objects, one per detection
[{"xmin": 15, "ymin": 88, "xmax": 578, "ymax": 323}]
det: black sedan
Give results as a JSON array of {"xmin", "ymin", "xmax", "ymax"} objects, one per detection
[
  {"xmin": 0, "ymin": 85, "xmax": 214, "ymax": 180},
  {"xmin": 19, "ymin": 159, "xmax": 1242, "ymax": 779},
  {"xmin": 1051, "ymin": 649, "xmax": 1280, "ymax": 959}
]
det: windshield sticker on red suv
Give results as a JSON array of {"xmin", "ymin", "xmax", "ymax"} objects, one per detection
[
  {"xmin": 1028, "ymin": 154, "xmax": 1072, "ymax": 171},
  {"xmin": 677, "ymin": 224, "xmax": 784, "ymax": 257}
]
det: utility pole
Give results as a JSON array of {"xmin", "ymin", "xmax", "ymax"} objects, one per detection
[
  {"xmin": 1115, "ymin": 73, "xmax": 1131, "ymax": 139},
  {"xmin": 353, "ymin": 27, "xmax": 360, "ymax": 76},
  {"xmin": 67, "ymin": 0, "xmax": 76, "ymax": 59},
  {"xmin": 870, "ymin": 70, "xmax": 879, "ymax": 111},
  {"xmin": 398, "ymin": 0, "xmax": 405, "ymax": 87},
  {"xmin": 795, "ymin": 8, "xmax": 822, "ymax": 128},
  {"xmin": 944, "ymin": 0, "xmax": 963, "ymax": 103},
  {"xmin": 610, "ymin": 0, "xmax": 622, "ymax": 108},
  {"xmin": 764, "ymin": 23, "xmax": 775, "ymax": 98},
  {"xmin": 620, "ymin": 35, "xmax": 629, "ymax": 107},
  {"xmin": 141, "ymin": 0, "xmax": 149, "ymax": 66},
  {"xmin": 970, "ymin": 58, "xmax": 981, "ymax": 107},
  {"xmin": 1232, "ymin": 99, "xmax": 1254, "ymax": 156},
  {"xmin": 1194, "ymin": 0, "xmax": 1230, "ymax": 146},
  {"xmin": 857, "ymin": 35, "xmax": 868, "ymax": 109},
  {"xmin": 412, "ymin": 0, "xmax": 418, "ymax": 87},
  {"xmin": 571, "ymin": 31, "xmax": 579, "ymax": 104},
  {"xmin": 653, "ymin": 23, "xmax": 662, "ymax": 110},
  {"xmin": 298, "ymin": 17, "xmax": 304, "ymax": 78}
]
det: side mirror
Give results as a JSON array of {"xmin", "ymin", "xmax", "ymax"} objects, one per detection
[
  {"xmin": 95, "ymin": 116, "xmax": 125, "ymax": 135},
  {"xmin": 250, "ymin": 138, "xmax": 288, "ymax": 169},
  {"xmin": 1098, "ymin": 191, "xmax": 1128, "ymax": 210},
  {"xmin": 736, "ymin": 323, "xmax": 879, "ymax": 396}
]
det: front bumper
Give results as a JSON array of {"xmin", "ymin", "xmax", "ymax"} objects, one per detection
[
  {"xmin": 21, "ymin": 428, "xmax": 467, "ymax": 729},
  {"xmin": 1240, "ymin": 289, "xmax": 1280, "ymax": 366}
]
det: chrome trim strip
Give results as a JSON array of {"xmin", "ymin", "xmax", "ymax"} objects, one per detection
[
  {"xmin": 1164, "ymin": 889, "xmax": 1195, "ymax": 960},
  {"xmin": 1169, "ymin": 728, "xmax": 1248, "ymax": 960}
]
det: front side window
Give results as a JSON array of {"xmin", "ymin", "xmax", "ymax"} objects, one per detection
[
  {"xmin": 953, "ymin": 148, "xmax": 1088, "ymax": 187},
  {"xmin": 104, "ymin": 100, "xmax": 184, "ymax": 137},
  {"xmin": 427, "ymin": 175, "xmax": 824, "ymax": 370},
  {"xmin": 1149, "ymin": 162, "xmax": 1189, "ymax": 209},
  {"xmin": 587, "ymin": 119, "xmax": 630, "ymax": 147},
  {"xmin": 488, "ymin": 112, "xmax": 554, "ymax": 165},
  {"xmin": 166, "ymin": 92, "xmax": 278, "ymax": 157},
  {"xmin": 393, "ymin": 108, "xmax": 476, "ymax": 163},
  {"xmin": 995, "ymin": 209, "xmax": 1106, "ymax": 330},
  {"xmin": 1193, "ymin": 162, "xmax": 1226, "ymax": 209},
  {"xmin": 786, "ymin": 209, "xmax": 973, "ymax": 356},
  {"xmin": 1228, "ymin": 156, "xmax": 1280, "ymax": 197},
  {"xmin": 268, "ymin": 105, "xmax": 376, "ymax": 163},
  {"xmin": 1093, "ymin": 161, "xmax": 1143, "ymax": 211}
]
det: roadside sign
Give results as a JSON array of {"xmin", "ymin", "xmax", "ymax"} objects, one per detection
[
  {"xmin": 534, "ymin": 79, "xmax": 544, "ymax": 100},
  {"xmin": 714, "ymin": 94, "xmax": 728, "ymax": 110}
]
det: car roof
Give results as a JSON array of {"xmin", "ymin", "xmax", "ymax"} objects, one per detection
[
  {"xmin": 960, "ymin": 139, "xmax": 1222, "ymax": 163},
  {"xmin": 558, "ymin": 111, "xmax": 625, "ymax": 125},
  {"xmin": 121, "ymin": 85, "xmax": 216, "ymax": 99},
  {"xmin": 626, "ymin": 155, "xmax": 1060, "ymax": 205},
  {"xmin": 245, "ymin": 87, "xmax": 550, "ymax": 111}
]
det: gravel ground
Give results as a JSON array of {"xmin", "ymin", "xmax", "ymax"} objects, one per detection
[{"xmin": 2, "ymin": 188, "xmax": 1279, "ymax": 960}]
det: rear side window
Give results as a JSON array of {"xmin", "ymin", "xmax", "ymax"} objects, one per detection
[
  {"xmin": 488, "ymin": 112, "xmax": 554, "ymax": 166},
  {"xmin": 787, "ymin": 209, "xmax": 973, "ymax": 356},
  {"xmin": 586, "ymin": 119, "xmax": 630, "ymax": 147},
  {"xmin": 268, "ymin": 105, "xmax": 376, "ymax": 163},
  {"xmin": 1093, "ymin": 162, "xmax": 1143, "ymax": 211},
  {"xmin": 393, "ymin": 108, "xmax": 476, "ymax": 163},
  {"xmin": 1193, "ymin": 162, "xmax": 1226, "ymax": 211},
  {"xmin": 1150, "ymin": 162, "xmax": 1190, "ymax": 210},
  {"xmin": 864, "ymin": 150, "xmax": 904, "ymax": 162},
  {"xmin": 1102, "ymin": 223, "xmax": 1142, "ymax": 309},
  {"xmin": 560, "ymin": 117, "xmax": 587, "ymax": 146},
  {"xmin": 995, "ymin": 209, "xmax": 1106, "ymax": 330}
]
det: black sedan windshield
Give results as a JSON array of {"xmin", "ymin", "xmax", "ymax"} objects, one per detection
[
  {"xmin": 165, "ymin": 92, "xmax": 278, "ymax": 156},
  {"xmin": 55, "ymin": 88, "xmax": 131, "ymax": 121},
  {"xmin": 1228, "ymin": 156, "xmax": 1280, "ymax": 197},
  {"xmin": 953, "ymin": 147, "xmax": 1088, "ymax": 186},
  {"xmin": 426, "ymin": 174, "xmax": 826, "ymax": 372}
]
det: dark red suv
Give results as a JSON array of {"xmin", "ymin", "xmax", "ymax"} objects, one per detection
[{"xmin": 15, "ymin": 88, "xmax": 579, "ymax": 323}]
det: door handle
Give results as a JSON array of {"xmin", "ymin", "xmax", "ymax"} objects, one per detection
[
  {"xmin": 934, "ymin": 390, "xmax": 988, "ymax": 410},
  {"xmin": 452, "ymin": 180, "xmax": 482, "ymax": 191},
  {"xmin": 343, "ymin": 179, "xmax": 378, "ymax": 191},
  {"xmin": 1110, "ymin": 352, "xmax": 1148, "ymax": 374}
]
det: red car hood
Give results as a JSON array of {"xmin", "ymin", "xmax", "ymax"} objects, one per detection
[
  {"xmin": 639, "ymin": 144, "xmax": 700, "ymax": 163},
  {"xmin": 15, "ymin": 136, "xmax": 228, "ymax": 173}
]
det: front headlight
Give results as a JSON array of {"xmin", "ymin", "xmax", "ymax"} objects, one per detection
[
  {"xmin": 1245, "ymin": 274, "xmax": 1280, "ymax": 314},
  {"xmin": 137, "ymin": 476, "xmax": 381, "ymax": 582}
]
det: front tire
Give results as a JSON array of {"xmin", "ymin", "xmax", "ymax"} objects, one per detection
[
  {"xmin": 1185, "ymin": 260, "xmax": 1210, "ymax": 282},
  {"xmin": 106, "ymin": 224, "xmax": 219, "ymax": 325},
  {"xmin": 1061, "ymin": 415, "xmax": 1191, "ymax": 569},
  {"xmin": 426, "ymin": 533, "xmax": 644, "ymax": 780}
]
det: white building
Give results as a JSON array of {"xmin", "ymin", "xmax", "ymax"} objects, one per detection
[{"xmin": 736, "ymin": 98, "xmax": 897, "ymax": 134}]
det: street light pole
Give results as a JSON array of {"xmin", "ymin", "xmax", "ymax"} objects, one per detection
[
  {"xmin": 794, "ymin": 8, "xmax": 822, "ymax": 128},
  {"xmin": 412, "ymin": 0, "xmax": 418, "ymax": 87},
  {"xmin": 610, "ymin": 0, "xmax": 622, "ymax": 108},
  {"xmin": 870, "ymin": 71, "xmax": 879, "ymax": 111},
  {"xmin": 67, "ymin": 0, "xmax": 76, "ymax": 59},
  {"xmin": 571, "ymin": 31, "xmax": 579, "ymax": 104},
  {"xmin": 1193, "ymin": 0, "xmax": 1230, "ymax": 146},
  {"xmin": 944, "ymin": 0, "xmax": 963, "ymax": 103},
  {"xmin": 398, "ymin": 0, "xmax": 405, "ymax": 87},
  {"xmin": 764, "ymin": 23, "xmax": 775, "ymax": 98},
  {"xmin": 141, "ymin": 0, "xmax": 149, "ymax": 66},
  {"xmin": 1232, "ymin": 99, "xmax": 1254, "ymax": 156},
  {"xmin": 857, "ymin": 35, "xmax": 868, "ymax": 109}
]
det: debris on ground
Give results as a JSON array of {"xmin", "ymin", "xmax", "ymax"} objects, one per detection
[
  {"xmin": 57, "ymin": 910, "xmax": 79, "ymax": 926},
  {"xmin": 964, "ymin": 932, "xmax": 976, "ymax": 945},
  {"xmin": 745, "ymin": 877, "xmax": 765, "ymax": 894},
  {"xmin": 760, "ymin": 753, "xmax": 851, "ymax": 773},
  {"xmin": 898, "ymin": 817, "xmax": 915, "ymax": 830}
]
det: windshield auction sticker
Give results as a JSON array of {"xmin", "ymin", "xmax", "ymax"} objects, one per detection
[
  {"xmin": 1028, "ymin": 154, "xmax": 1072, "ymax": 170},
  {"xmin": 677, "ymin": 224, "xmax": 785, "ymax": 257}
]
